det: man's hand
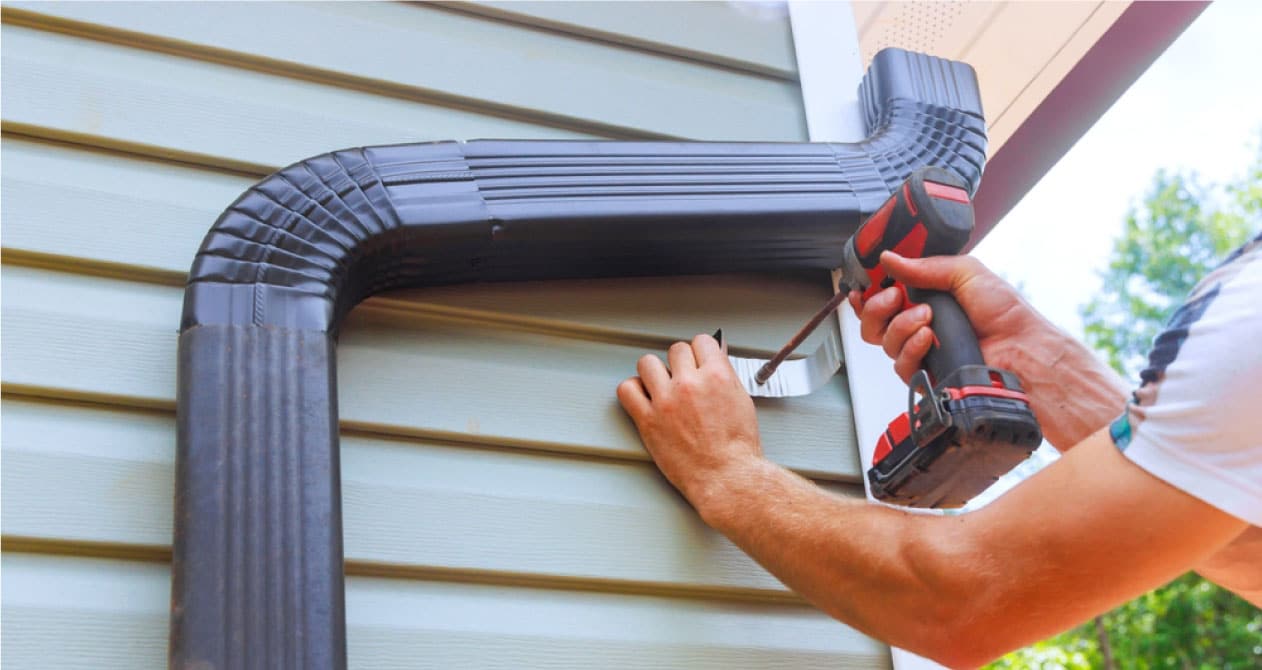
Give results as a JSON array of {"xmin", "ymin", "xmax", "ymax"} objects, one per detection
[
  {"xmin": 849, "ymin": 251, "xmax": 1039, "ymax": 384},
  {"xmin": 850, "ymin": 251, "xmax": 1130, "ymax": 449},
  {"xmin": 616, "ymin": 334, "xmax": 764, "ymax": 514}
]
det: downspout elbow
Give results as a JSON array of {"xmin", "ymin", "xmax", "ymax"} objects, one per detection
[{"xmin": 172, "ymin": 46, "xmax": 988, "ymax": 669}]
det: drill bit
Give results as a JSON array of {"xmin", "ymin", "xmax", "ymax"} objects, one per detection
[{"xmin": 755, "ymin": 289, "xmax": 849, "ymax": 385}]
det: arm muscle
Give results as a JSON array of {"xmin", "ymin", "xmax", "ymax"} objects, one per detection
[{"xmin": 703, "ymin": 430, "xmax": 1248, "ymax": 666}]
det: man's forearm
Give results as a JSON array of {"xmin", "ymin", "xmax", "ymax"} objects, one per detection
[
  {"xmin": 618, "ymin": 335, "xmax": 1248, "ymax": 668},
  {"xmin": 693, "ymin": 436, "xmax": 1248, "ymax": 668},
  {"xmin": 999, "ymin": 316, "xmax": 1130, "ymax": 449},
  {"xmin": 696, "ymin": 457, "xmax": 985, "ymax": 665}
]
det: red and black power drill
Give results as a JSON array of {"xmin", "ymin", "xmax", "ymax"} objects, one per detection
[{"xmin": 837, "ymin": 167, "xmax": 1042, "ymax": 508}]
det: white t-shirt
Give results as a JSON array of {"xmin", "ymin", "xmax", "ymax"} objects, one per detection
[{"xmin": 1109, "ymin": 233, "xmax": 1262, "ymax": 526}]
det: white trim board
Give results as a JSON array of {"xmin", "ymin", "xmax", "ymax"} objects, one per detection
[{"xmin": 788, "ymin": 3, "xmax": 947, "ymax": 669}]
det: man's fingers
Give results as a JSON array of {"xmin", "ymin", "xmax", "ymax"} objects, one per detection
[
  {"xmin": 616, "ymin": 377, "xmax": 652, "ymax": 419},
  {"xmin": 690, "ymin": 333, "xmax": 727, "ymax": 368},
  {"xmin": 880, "ymin": 251, "xmax": 981, "ymax": 293},
  {"xmin": 859, "ymin": 286, "xmax": 904, "ymax": 345},
  {"xmin": 847, "ymin": 290, "xmax": 864, "ymax": 316},
  {"xmin": 893, "ymin": 327, "xmax": 935, "ymax": 383},
  {"xmin": 667, "ymin": 341, "xmax": 698, "ymax": 376},
  {"xmin": 637, "ymin": 354, "xmax": 671, "ymax": 397},
  {"xmin": 882, "ymin": 303, "xmax": 932, "ymax": 359}
]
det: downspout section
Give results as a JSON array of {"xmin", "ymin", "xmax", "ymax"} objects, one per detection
[{"xmin": 173, "ymin": 47, "xmax": 986, "ymax": 669}]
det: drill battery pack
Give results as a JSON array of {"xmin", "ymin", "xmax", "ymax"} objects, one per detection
[{"xmin": 867, "ymin": 365, "xmax": 1043, "ymax": 509}]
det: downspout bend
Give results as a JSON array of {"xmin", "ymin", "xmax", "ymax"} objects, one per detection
[{"xmin": 173, "ymin": 47, "xmax": 986, "ymax": 669}]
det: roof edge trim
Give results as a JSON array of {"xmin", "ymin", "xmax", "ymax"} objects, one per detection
[{"xmin": 970, "ymin": 0, "xmax": 1210, "ymax": 245}]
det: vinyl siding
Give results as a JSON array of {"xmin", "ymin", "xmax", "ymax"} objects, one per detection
[
  {"xmin": 1, "ymin": 2, "xmax": 884, "ymax": 667},
  {"xmin": 4, "ymin": 554, "xmax": 883, "ymax": 669}
]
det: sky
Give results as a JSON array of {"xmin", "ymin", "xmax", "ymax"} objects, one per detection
[{"xmin": 971, "ymin": 0, "xmax": 1262, "ymax": 343}]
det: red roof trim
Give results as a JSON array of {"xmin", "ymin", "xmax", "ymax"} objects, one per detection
[{"xmin": 968, "ymin": 1, "xmax": 1210, "ymax": 249}]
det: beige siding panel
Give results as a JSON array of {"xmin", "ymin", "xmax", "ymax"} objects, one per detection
[
  {"xmin": 0, "ymin": 138, "xmax": 841, "ymax": 355},
  {"xmin": 852, "ymin": 1, "xmax": 998, "ymax": 65},
  {"xmin": 977, "ymin": 2, "xmax": 1128, "ymax": 151},
  {"xmin": 448, "ymin": 1, "xmax": 798, "ymax": 78},
  {"xmin": 1, "ymin": 554, "xmax": 888, "ymax": 669},
  {"xmin": 3, "ymin": 399, "xmax": 864, "ymax": 594},
  {"xmin": 852, "ymin": 1, "xmax": 1128, "ymax": 154},
  {"xmin": 4, "ymin": 2, "xmax": 806, "ymax": 140},
  {"xmin": 955, "ymin": 2, "xmax": 1103, "ymax": 142},
  {"xmin": 852, "ymin": 2, "xmax": 883, "ymax": 35},
  {"xmin": 0, "ymin": 25, "xmax": 591, "ymax": 173},
  {"xmin": 1, "ymin": 266, "xmax": 859, "ymax": 480}
]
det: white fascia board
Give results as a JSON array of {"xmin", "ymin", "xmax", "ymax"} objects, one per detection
[{"xmin": 788, "ymin": 3, "xmax": 947, "ymax": 669}]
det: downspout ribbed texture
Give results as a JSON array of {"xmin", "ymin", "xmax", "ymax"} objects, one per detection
[{"xmin": 173, "ymin": 47, "xmax": 986, "ymax": 669}]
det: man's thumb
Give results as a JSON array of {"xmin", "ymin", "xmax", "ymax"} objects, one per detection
[{"xmin": 879, "ymin": 251, "xmax": 969, "ymax": 292}]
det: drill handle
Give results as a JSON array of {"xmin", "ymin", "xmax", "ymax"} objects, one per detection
[
  {"xmin": 905, "ymin": 287, "xmax": 984, "ymax": 384},
  {"xmin": 841, "ymin": 166, "xmax": 984, "ymax": 385}
]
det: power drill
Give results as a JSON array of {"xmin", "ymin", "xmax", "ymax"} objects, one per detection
[
  {"xmin": 845, "ymin": 167, "xmax": 1042, "ymax": 508},
  {"xmin": 755, "ymin": 167, "xmax": 1043, "ymax": 508}
]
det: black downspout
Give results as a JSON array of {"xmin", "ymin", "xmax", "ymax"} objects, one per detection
[{"xmin": 173, "ymin": 48, "xmax": 986, "ymax": 669}]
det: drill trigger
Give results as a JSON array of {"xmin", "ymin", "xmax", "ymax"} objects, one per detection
[{"xmin": 908, "ymin": 369, "xmax": 951, "ymax": 448}]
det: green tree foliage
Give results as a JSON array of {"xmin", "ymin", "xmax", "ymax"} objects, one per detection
[
  {"xmin": 988, "ymin": 143, "xmax": 1261, "ymax": 668},
  {"xmin": 1081, "ymin": 162, "xmax": 1256, "ymax": 379},
  {"xmin": 989, "ymin": 573, "xmax": 1262, "ymax": 669}
]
